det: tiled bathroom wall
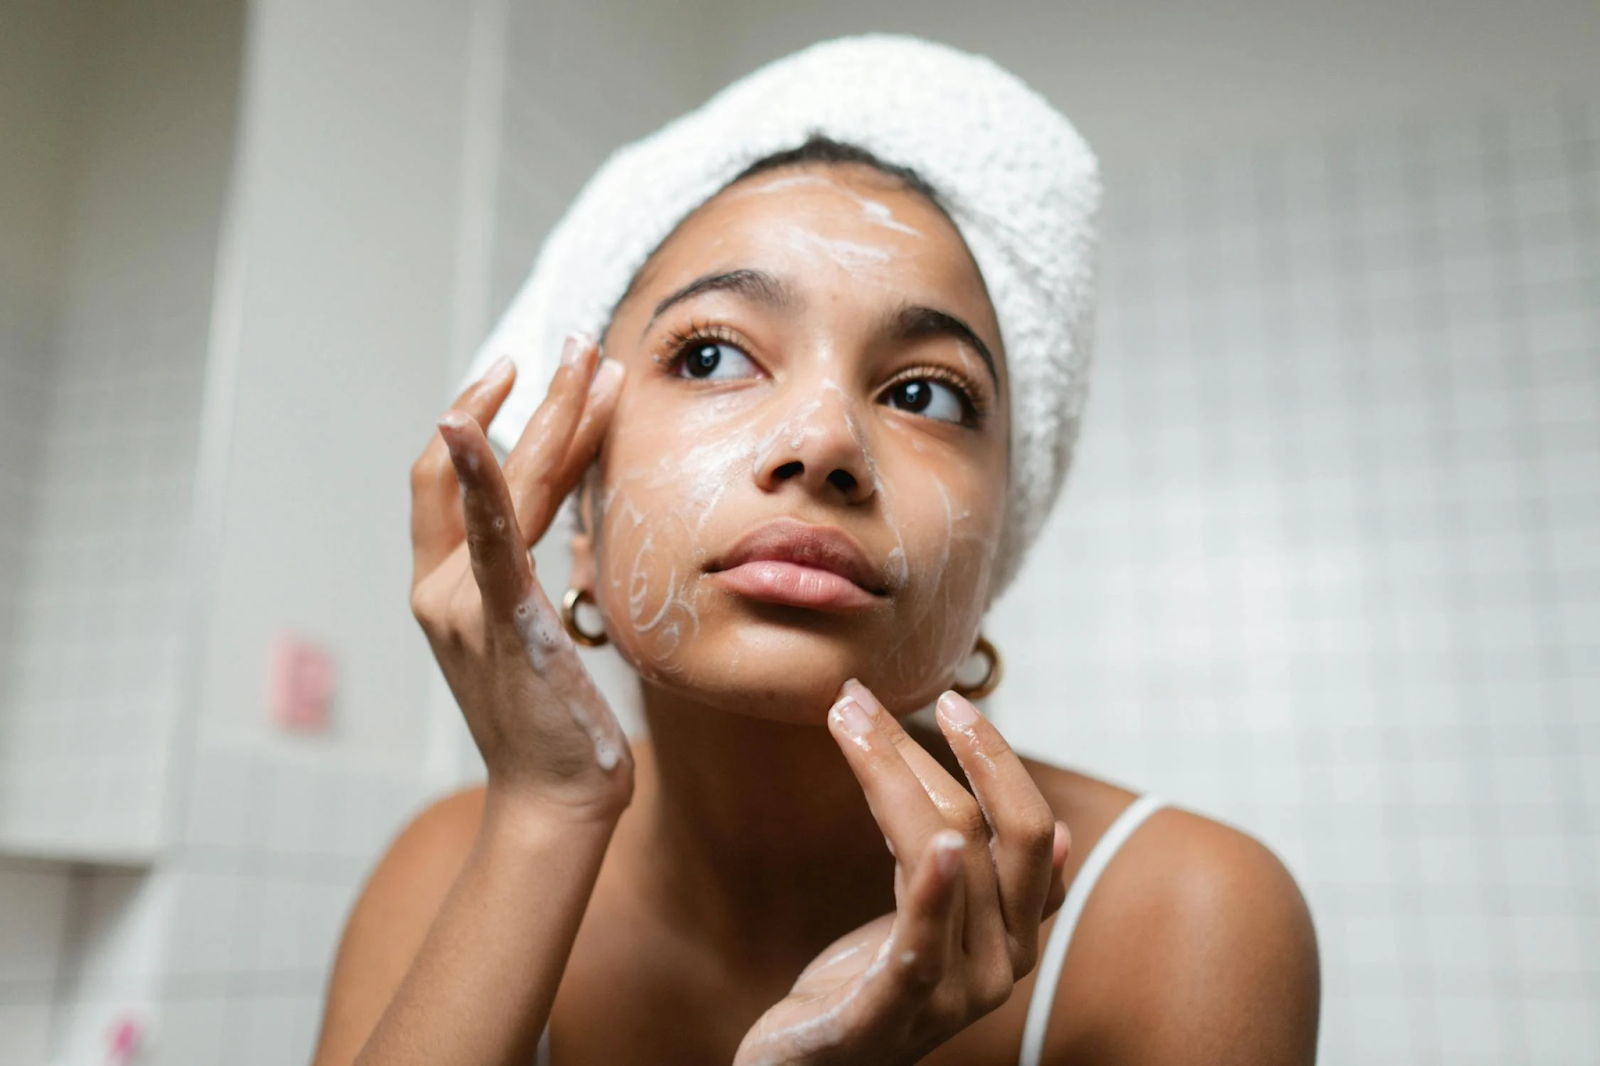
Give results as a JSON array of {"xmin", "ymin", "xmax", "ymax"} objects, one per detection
[
  {"xmin": 990, "ymin": 96, "xmax": 1600, "ymax": 1064},
  {"xmin": 0, "ymin": 0, "xmax": 238, "ymax": 859},
  {"xmin": 0, "ymin": 308, "xmax": 209, "ymax": 856},
  {"xmin": 0, "ymin": 302, "xmax": 51, "ymax": 752}
]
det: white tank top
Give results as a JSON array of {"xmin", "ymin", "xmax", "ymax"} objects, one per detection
[{"xmin": 535, "ymin": 795, "xmax": 1167, "ymax": 1065}]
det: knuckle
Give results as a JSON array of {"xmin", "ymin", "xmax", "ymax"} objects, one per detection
[
  {"xmin": 898, "ymin": 948, "xmax": 943, "ymax": 993},
  {"xmin": 1020, "ymin": 812, "xmax": 1056, "ymax": 862},
  {"xmin": 409, "ymin": 587, "xmax": 439, "ymax": 626},
  {"xmin": 949, "ymin": 796, "xmax": 987, "ymax": 840},
  {"xmin": 410, "ymin": 451, "xmax": 447, "ymax": 494},
  {"xmin": 971, "ymin": 967, "xmax": 1015, "ymax": 1015},
  {"xmin": 925, "ymin": 985, "xmax": 966, "ymax": 1029}
]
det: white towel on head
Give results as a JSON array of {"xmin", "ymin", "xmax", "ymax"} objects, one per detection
[{"xmin": 463, "ymin": 33, "xmax": 1101, "ymax": 600}]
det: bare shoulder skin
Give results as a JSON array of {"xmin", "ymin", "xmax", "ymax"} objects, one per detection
[{"xmin": 316, "ymin": 739, "xmax": 1318, "ymax": 1065}]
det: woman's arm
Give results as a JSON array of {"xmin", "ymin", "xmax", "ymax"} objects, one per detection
[
  {"xmin": 312, "ymin": 790, "xmax": 616, "ymax": 1066},
  {"xmin": 312, "ymin": 338, "xmax": 631, "ymax": 1065}
]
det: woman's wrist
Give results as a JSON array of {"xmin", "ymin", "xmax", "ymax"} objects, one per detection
[{"xmin": 479, "ymin": 776, "xmax": 631, "ymax": 848}]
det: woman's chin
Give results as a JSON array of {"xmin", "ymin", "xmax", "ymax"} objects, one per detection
[
  {"xmin": 633, "ymin": 656, "xmax": 850, "ymax": 724},
  {"xmin": 623, "ymin": 636, "xmax": 952, "ymax": 725}
]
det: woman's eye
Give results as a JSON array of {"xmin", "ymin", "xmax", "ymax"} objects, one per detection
[
  {"xmin": 675, "ymin": 341, "xmax": 758, "ymax": 380},
  {"xmin": 883, "ymin": 379, "xmax": 966, "ymax": 424}
]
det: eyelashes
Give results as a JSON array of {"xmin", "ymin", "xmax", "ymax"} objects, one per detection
[
  {"xmin": 879, "ymin": 364, "xmax": 991, "ymax": 425},
  {"xmin": 655, "ymin": 319, "xmax": 992, "ymax": 428},
  {"xmin": 657, "ymin": 320, "xmax": 751, "ymax": 373}
]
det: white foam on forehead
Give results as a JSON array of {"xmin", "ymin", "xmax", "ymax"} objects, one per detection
[{"xmin": 466, "ymin": 33, "xmax": 1101, "ymax": 601}]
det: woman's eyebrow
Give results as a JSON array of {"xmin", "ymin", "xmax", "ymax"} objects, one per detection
[
  {"xmin": 642, "ymin": 268, "xmax": 798, "ymax": 337},
  {"xmin": 886, "ymin": 304, "xmax": 1000, "ymax": 391}
]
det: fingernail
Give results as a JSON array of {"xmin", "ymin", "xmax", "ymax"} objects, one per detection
[
  {"xmin": 831, "ymin": 695, "xmax": 874, "ymax": 738},
  {"xmin": 560, "ymin": 334, "xmax": 582, "ymax": 367},
  {"xmin": 934, "ymin": 830, "xmax": 964, "ymax": 877},
  {"xmin": 589, "ymin": 358, "xmax": 625, "ymax": 396},
  {"xmin": 437, "ymin": 410, "xmax": 471, "ymax": 432},
  {"xmin": 483, "ymin": 354, "xmax": 514, "ymax": 384},
  {"xmin": 937, "ymin": 691, "xmax": 979, "ymax": 726}
]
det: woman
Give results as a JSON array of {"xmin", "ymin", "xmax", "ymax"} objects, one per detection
[{"xmin": 313, "ymin": 36, "xmax": 1319, "ymax": 1066}]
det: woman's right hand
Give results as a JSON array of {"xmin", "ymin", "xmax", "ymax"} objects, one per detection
[{"xmin": 408, "ymin": 335, "xmax": 633, "ymax": 821}]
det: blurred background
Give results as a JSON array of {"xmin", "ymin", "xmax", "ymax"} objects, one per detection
[{"xmin": 1, "ymin": 1, "xmax": 1596, "ymax": 1063}]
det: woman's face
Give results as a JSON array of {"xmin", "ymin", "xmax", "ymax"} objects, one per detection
[{"xmin": 578, "ymin": 163, "xmax": 1009, "ymax": 721}]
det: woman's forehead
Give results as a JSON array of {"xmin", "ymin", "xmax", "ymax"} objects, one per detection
[{"xmin": 626, "ymin": 164, "xmax": 1004, "ymax": 354}]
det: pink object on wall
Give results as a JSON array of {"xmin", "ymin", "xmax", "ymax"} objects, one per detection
[
  {"xmin": 268, "ymin": 631, "xmax": 336, "ymax": 732},
  {"xmin": 107, "ymin": 1016, "xmax": 143, "ymax": 1065}
]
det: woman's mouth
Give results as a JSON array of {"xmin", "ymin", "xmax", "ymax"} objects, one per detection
[{"xmin": 707, "ymin": 519, "xmax": 889, "ymax": 612}]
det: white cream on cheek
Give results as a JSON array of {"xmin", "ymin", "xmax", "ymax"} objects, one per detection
[
  {"xmin": 872, "ymin": 458, "xmax": 1002, "ymax": 699},
  {"xmin": 596, "ymin": 389, "xmax": 769, "ymax": 682}
]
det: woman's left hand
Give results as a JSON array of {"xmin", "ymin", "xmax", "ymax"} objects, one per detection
[{"xmin": 733, "ymin": 680, "xmax": 1072, "ymax": 1066}]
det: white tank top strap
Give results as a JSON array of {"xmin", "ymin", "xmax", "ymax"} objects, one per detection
[{"xmin": 1015, "ymin": 794, "xmax": 1167, "ymax": 1066}]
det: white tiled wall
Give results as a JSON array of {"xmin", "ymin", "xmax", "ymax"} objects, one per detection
[
  {"xmin": 0, "ymin": 300, "xmax": 52, "ymax": 767},
  {"xmin": 0, "ymin": 309, "xmax": 209, "ymax": 856},
  {"xmin": 0, "ymin": 858, "xmax": 75, "ymax": 1066},
  {"xmin": 0, "ymin": 751, "xmax": 424, "ymax": 1066},
  {"xmin": 121, "ymin": 0, "xmax": 481, "ymax": 1058},
  {"xmin": 0, "ymin": 0, "xmax": 240, "ymax": 859},
  {"xmin": 990, "ymin": 96, "xmax": 1600, "ymax": 1064}
]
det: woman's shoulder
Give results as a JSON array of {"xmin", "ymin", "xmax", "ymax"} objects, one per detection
[{"xmin": 1017, "ymin": 757, "xmax": 1321, "ymax": 1064}]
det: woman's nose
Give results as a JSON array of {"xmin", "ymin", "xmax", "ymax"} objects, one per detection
[{"xmin": 753, "ymin": 382, "xmax": 876, "ymax": 506}]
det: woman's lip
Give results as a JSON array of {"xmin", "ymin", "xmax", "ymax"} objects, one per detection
[
  {"xmin": 712, "ymin": 518, "xmax": 889, "ymax": 595},
  {"xmin": 709, "ymin": 560, "xmax": 882, "ymax": 612}
]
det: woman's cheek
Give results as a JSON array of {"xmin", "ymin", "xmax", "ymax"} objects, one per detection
[
  {"xmin": 875, "ymin": 469, "xmax": 1002, "ymax": 703},
  {"xmin": 589, "ymin": 422, "xmax": 709, "ymax": 684}
]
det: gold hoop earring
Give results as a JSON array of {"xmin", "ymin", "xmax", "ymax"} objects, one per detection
[
  {"xmin": 952, "ymin": 634, "xmax": 1002, "ymax": 700},
  {"xmin": 560, "ymin": 586, "xmax": 608, "ymax": 647}
]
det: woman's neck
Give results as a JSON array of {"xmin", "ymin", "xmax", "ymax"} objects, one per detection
[{"xmin": 614, "ymin": 680, "xmax": 898, "ymax": 966}]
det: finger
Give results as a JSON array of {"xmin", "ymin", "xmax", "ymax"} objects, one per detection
[
  {"xmin": 436, "ymin": 410, "xmax": 532, "ymax": 618},
  {"xmin": 885, "ymin": 830, "xmax": 965, "ymax": 996},
  {"xmin": 411, "ymin": 356, "xmax": 517, "ymax": 583},
  {"xmin": 851, "ymin": 682, "xmax": 1007, "ymax": 970},
  {"xmin": 1041, "ymin": 821, "xmax": 1070, "ymax": 921},
  {"xmin": 827, "ymin": 687, "xmax": 950, "ymax": 869},
  {"xmin": 501, "ymin": 335, "xmax": 603, "ymax": 549},
  {"xmin": 935, "ymin": 690, "xmax": 1059, "ymax": 971},
  {"xmin": 842, "ymin": 680, "xmax": 975, "ymax": 822},
  {"xmin": 548, "ymin": 357, "xmax": 625, "ymax": 503}
]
